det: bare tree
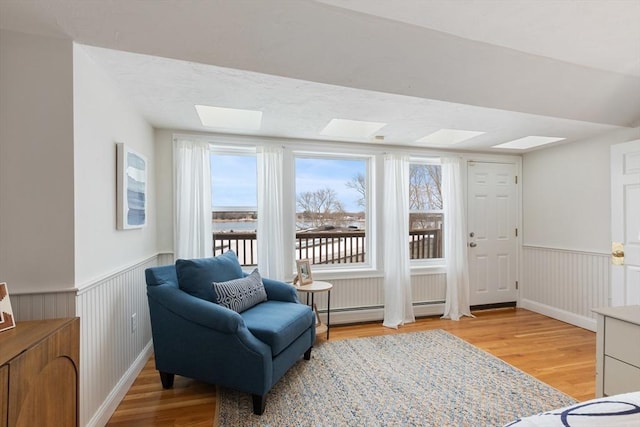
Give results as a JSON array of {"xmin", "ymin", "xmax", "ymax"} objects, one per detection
[
  {"xmin": 343, "ymin": 166, "xmax": 442, "ymax": 229},
  {"xmin": 297, "ymin": 165, "xmax": 442, "ymax": 230},
  {"xmin": 409, "ymin": 164, "xmax": 442, "ymax": 230},
  {"xmin": 345, "ymin": 173, "xmax": 366, "ymax": 209},
  {"xmin": 409, "ymin": 164, "xmax": 442, "ymax": 210},
  {"xmin": 297, "ymin": 188, "xmax": 345, "ymax": 228}
]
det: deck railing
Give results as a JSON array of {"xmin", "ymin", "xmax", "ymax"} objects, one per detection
[
  {"xmin": 295, "ymin": 230, "xmax": 366, "ymax": 265},
  {"xmin": 213, "ymin": 231, "xmax": 257, "ymax": 266},
  {"xmin": 409, "ymin": 228, "xmax": 442, "ymax": 259},
  {"xmin": 213, "ymin": 228, "xmax": 442, "ymax": 267}
]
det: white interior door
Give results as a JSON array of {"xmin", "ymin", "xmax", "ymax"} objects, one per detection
[
  {"xmin": 611, "ymin": 139, "xmax": 640, "ymax": 306},
  {"xmin": 467, "ymin": 161, "xmax": 518, "ymax": 306}
]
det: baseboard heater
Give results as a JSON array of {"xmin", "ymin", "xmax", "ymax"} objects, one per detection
[
  {"xmin": 316, "ymin": 301, "xmax": 446, "ymax": 326},
  {"xmin": 315, "ymin": 300, "xmax": 446, "ymax": 315}
]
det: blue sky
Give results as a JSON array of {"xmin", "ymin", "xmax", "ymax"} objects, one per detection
[
  {"xmin": 210, "ymin": 154, "xmax": 366, "ymax": 212},
  {"xmin": 211, "ymin": 154, "xmax": 257, "ymax": 207}
]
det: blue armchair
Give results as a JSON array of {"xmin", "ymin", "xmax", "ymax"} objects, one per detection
[{"xmin": 145, "ymin": 251, "xmax": 316, "ymax": 415}]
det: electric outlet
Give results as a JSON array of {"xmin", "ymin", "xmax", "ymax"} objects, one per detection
[{"xmin": 131, "ymin": 313, "xmax": 137, "ymax": 333}]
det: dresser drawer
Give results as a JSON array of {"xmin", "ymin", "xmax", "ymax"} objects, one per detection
[
  {"xmin": 604, "ymin": 356, "xmax": 640, "ymax": 396},
  {"xmin": 605, "ymin": 317, "xmax": 640, "ymax": 367}
]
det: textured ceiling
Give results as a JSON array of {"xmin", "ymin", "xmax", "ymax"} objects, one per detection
[{"xmin": 1, "ymin": 0, "xmax": 638, "ymax": 152}]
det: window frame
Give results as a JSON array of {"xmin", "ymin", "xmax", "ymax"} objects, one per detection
[{"xmin": 292, "ymin": 150, "xmax": 376, "ymax": 274}]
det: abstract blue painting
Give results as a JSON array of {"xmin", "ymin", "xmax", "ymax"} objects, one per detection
[{"xmin": 117, "ymin": 143, "xmax": 147, "ymax": 229}]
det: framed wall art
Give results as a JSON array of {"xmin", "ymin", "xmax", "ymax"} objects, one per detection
[
  {"xmin": 0, "ymin": 282, "xmax": 16, "ymax": 332},
  {"xmin": 116, "ymin": 143, "xmax": 147, "ymax": 229}
]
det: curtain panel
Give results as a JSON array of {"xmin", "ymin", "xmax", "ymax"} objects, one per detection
[
  {"xmin": 441, "ymin": 157, "xmax": 473, "ymax": 321},
  {"xmin": 382, "ymin": 153, "xmax": 415, "ymax": 328},
  {"xmin": 174, "ymin": 139, "xmax": 213, "ymax": 260},
  {"xmin": 257, "ymin": 145, "xmax": 286, "ymax": 280}
]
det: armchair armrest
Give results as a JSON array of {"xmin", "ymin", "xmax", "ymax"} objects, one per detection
[
  {"xmin": 147, "ymin": 284, "xmax": 243, "ymax": 333},
  {"xmin": 262, "ymin": 277, "xmax": 299, "ymax": 303}
]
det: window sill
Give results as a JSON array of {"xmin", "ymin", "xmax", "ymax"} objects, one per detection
[
  {"xmin": 411, "ymin": 264, "xmax": 446, "ymax": 275},
  {"xmin": 303, "ymin": 266, "xmax": 383, "ymax": 281},
  {"xmin": 291, "ymin": 263, "xmax": 446, "ymax": 282}
]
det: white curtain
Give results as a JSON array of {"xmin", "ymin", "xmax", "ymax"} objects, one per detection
[
  {"xmin": 174, "ymin": 138, "xmax": 212, "ymax": 260},
  {"xmin": 383, "ymin": 153, "xmax": 415, "ymax": 328},
  {"xmin": 441, "ymin": 157, "xmax": 473, "ymax": 321},
  {"xmin": 257, "ymin": 145, "xmax": 285, "ymax": 280}
]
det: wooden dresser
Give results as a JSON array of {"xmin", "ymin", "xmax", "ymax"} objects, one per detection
[
  {"xmin": 593, "ymin": 306, "xmax": 640, "ymax": 397},
  {"xmin": 0, "ymin": 317, "xmax": 80, "ymax": 427}
]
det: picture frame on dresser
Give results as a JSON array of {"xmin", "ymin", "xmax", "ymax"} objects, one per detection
[{"xmin": 0, "ymin": 282, "xmax": 16, "ymax": 332}]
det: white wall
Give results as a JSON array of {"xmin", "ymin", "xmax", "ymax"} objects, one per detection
[
  {"xmin": 73, "ymin": 44, "xmax": 161, "ymax": 426},
  {"xmin": 0, "ymin": 33, "xmax": 159, "ymax": 426},
  {"xmin": 523, "ymin": 127, "xmax": 640, "ymax": 253},
  {"xmin": 154, "ymin": 129, "xmax": 174, "ymax": 254},
  {"xmin": 73, "ymin": 44, "xmax": 157, "ymax": 286},
  {"xmin": 521, "ymin": 127, "xmax": 640, "ymax": 329},
  {"xmin": 0, "ymin": 29, "xmax": 76, "ymax": 292}
]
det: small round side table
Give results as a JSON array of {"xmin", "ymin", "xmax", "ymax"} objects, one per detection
[{"xmin": 294, "ymin": 281, "xmax": 333, "ymax": 340}]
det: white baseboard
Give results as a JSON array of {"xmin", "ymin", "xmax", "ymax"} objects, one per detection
[
  {"xmin": 520, "ymin": 298, "xmax": 597, "ymax": 332},
  {"xmin": 86, "ymin": 340, "xmax": 153, "ymax": 427}
]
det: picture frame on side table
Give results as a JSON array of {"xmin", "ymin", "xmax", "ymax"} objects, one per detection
[
  {"xmin": 295, "ymin": 259, "xmax": 313, "ymax": 285},
  {"xmin": 0, "ymin": 282, "xmax": 16, "ymax": 332},
  {"xmin": 116, "ymin": 143, "xmax": 147, "ymax": 230}
]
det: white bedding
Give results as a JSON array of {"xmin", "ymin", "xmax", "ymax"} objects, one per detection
[{"xmin": 504, "ymin": 391, "xmax": 640, "ymax": 427}]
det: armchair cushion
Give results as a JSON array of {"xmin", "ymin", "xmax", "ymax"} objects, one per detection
[
  {"xmin": 176, "ymin": 251, "xmax": 244, "ymax": 302},
  {"xmin": 213, "ymin": 268, "xmax": 267, "ymax": 313},
  {"xmin": 241, "ymin": 300, "xmax": 315, "ymax": 356}
]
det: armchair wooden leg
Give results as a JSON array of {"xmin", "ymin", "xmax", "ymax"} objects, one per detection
[
  {"xmin": 304, "ymin": 346, "xmax": 312, "ymax": 360},
  {"xmin": 252, "ymin": 394, "xmax": 266, "ymax": 415},
  {"xmin": 159, "ymin": 371, "xmax": 174, "ymax": 389}
]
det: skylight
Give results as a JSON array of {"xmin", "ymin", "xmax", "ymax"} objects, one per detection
[
  {"xmin": 492, "ymin": 136, "xmax": 566, "ymax": 150},
  {"xmin": 320, "ymin": 119, "xmax": 387, "ymax": 139},
  {"xmin": 416, "ymin": 129, "xmax": 485, "ymax": 145},
  {"xmin": 195, "ymin": 105, "xmax": 262, "ymax": 130}
]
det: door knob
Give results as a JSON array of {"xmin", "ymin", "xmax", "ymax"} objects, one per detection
[
  {"xmin": 469, "ymin": 242, "xmax": 477, "ymax": 248},
  {"xmin": 612, "ymin": 242, "xmax": 624, "ymax": 265}
]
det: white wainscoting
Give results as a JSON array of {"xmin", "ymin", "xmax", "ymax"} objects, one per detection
[
  {"xmin": 7, "ymin": 254, "xmax": 168, "ymax": 427},
  {"xmin": 77, "ymin": 254, "xmax": 165, "ymax": 427},
  {"xmin": 520, "ymin": 245, "xmax": 610, "ymax": 331},
  {"xmin": 157, "ymin": 252, "xmax": 175, "ymax": 265},
  {"xmin": 309, "ymin": 272, "xmax": 447, "ymax": 324},
  {"xmin": 10, "ymin": 289, "xmax": 76, "ymax": 320}
]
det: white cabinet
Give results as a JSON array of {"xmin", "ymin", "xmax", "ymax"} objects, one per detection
[{"xmin": 593, "ymin": 306, "xmax": 640, "ymax": 397}]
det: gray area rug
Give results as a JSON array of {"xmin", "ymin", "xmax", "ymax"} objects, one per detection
[{"xmin": 216, "ymin": 329, "xmax": 577, "ymax": 426}]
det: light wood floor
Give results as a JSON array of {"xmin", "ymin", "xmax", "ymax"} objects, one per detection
[{"xmin": 107, "ymin": 308, "xmax": 596, "ymax": 426}]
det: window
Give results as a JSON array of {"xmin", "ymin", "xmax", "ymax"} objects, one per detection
[
  {"xmin": 294, "ymin": 155, "xmax": 369, "ymax": 267},
  {"xmin": 210, "ymin": 148, "xmax": 257, "ymax": 266},
  {"xmin": 409, "ymin": 161, "xmax": 443, "ymax": 260}
]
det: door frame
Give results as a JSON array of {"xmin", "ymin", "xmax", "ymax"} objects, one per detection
[{"xmin": 463, "ymin": 154, "xmax": 522, "ymax": 307}]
